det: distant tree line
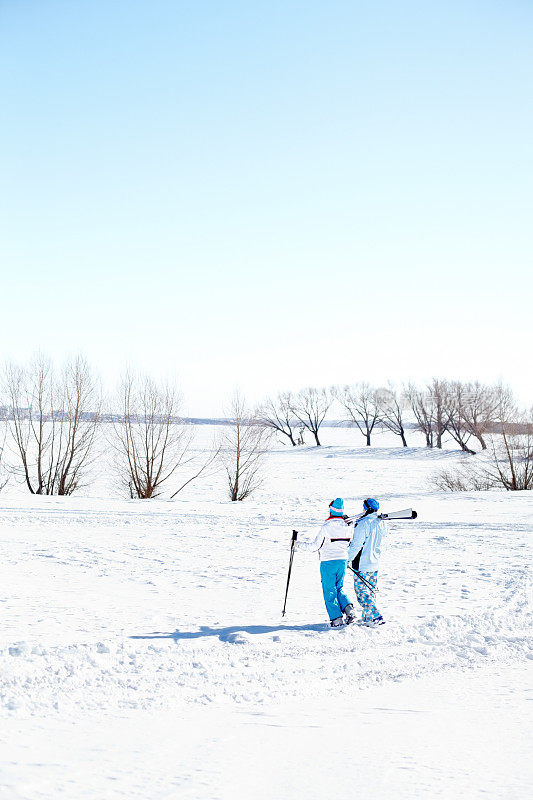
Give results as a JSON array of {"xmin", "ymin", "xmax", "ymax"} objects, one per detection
[
  {"xmin": 0, "ymin": 355, "xmax": 268, "ymax": 501},
  {"xmin": 0, "ymin": 354, "xmax": 531, "ymax": 496},
  {"xmin": 256, "ymin": 381, "xmax": 533, "ymax": 491},
  {"xmin": 257, "ymin": 380, "xmax": 523, "ymax": 454}
]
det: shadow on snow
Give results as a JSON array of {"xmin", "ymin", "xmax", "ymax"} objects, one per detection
[{"xmin": 130, "ymin": 622, "xmax": 329, "ymax": 642}]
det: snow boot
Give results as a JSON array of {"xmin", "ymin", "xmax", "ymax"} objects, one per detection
[
  {"xmin": 343, "ymin": 604, "xmax": 357, "ymax": 625},
  {"xmin": 364, "ymin": 615, "xmax": 385, "ymax": 627},
  {"xmin": 330, "ymin": 616, "xmax": 344, "ymax": 628}
]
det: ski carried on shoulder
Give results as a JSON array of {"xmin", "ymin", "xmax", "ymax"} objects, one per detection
[
  {"xmin": 379, "ymin": 508, "xmax": 417, "ymax": 520},
  {"xmin": 344, "ymin": 507, "xmax": 417, "ymax": 526}
]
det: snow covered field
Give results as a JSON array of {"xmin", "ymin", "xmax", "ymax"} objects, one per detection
[{"xmin": 1, "ymin": 427, "xmax": 532, "ymax": 799}]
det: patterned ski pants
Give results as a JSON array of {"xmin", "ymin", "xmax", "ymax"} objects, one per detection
[{"xmin": 353, "ymin": 571, "xmax": 381, "ymax": 621}]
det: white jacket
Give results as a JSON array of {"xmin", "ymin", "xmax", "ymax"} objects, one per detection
[
  {"xmin": 347, "ymin": 512, "xmax": 388, "ymax": 572},
  {"xmin": 299, "ymin": 517, "xmax": 352, "ymax": 562}
]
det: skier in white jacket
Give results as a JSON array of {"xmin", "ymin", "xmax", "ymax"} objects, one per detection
[
  {"xmin": 347, "ymin": 498, "xmax": 389, "ymax": 626},
  {"xmin": 297, "ymin": 498, "xmax": 357, "ymax": 627}
]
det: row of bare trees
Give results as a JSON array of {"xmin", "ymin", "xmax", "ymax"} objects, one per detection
[
  {"xmin": 257, "ymin": 384, "xmax": 412, "ymax": 450},
  {"xmin": 0, "ymin": 356, "xmax": 267, "ymax": 501},
  {"xmin": 257, "ymin": 380, "xmax": 518, "ymax": 455},
  {"xmin": 256, "ymin": 388, "xmax": 331, "ymax": 447},
  {"xmin": 257, "ymin": 385, "xmax": 413, "ymax": 449},
  {"xmin": 1, "ymin": 355, "xmax": 531, "ymax": 496},
  {"xmin": 111, "ymin": 381, "xmax": 267, "ymax": 501},
  {"xmin": 432, "ymin": 386, "xmax": 533, "ymax": 492},
  {"xmin": 434, "ymin": 420, "xmax": 533, "ymax": 492},
  {"xmin": 114, "ymin": 380, "xmax": 267, "ymax": 501},
  {"xmin": 256, "ymin": 381, "xmax": 532, "ymax": 491},
  {"xmin": 404, "ymin": 380, "xmax": 508, "ymax": 454}
]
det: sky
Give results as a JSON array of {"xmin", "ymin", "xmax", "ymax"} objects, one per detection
[{"xmin": 0, "ymin": 0, "xmax": 532, "ymax": 416}]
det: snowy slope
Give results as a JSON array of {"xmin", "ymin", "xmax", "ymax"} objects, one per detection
[{"xmin": 0, "ymin": 429, "xmax": 531, "ymax": 798}]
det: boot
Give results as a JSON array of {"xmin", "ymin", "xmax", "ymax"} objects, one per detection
[
  {"xmin": 364, "ymin": 615, "xmax": 385, "ymax": 627},
  {"xmin": 343, "ymin": 604, "xmax": 357, "ymax": 624},
  {"xmin": 330, "ymin": 616, "xmax": 344, "ymax": 628}
]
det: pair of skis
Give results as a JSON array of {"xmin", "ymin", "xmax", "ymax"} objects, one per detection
[
  {"xmin": 282, "ymin": 508, "xmax": 417, "ymax": 616},
  {"xmin": 344, "ymin": 507, "xmax": 417, "ymax": 525}
]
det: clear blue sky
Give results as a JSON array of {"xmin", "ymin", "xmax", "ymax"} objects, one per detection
[{"xmin": 1, "ymin": 0, "xmax": 531, "ymax": 415}]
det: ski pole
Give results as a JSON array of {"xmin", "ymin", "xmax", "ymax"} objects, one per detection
[
  {"xmin": 347, "ymin": 564, "xmax": 378, "ymax": 594},
  {"xmin": 282, "ymin": 530, "xmax": 298, "ymax": 617}
]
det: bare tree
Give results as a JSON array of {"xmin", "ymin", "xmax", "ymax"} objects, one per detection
[
  {"xmin": 336, "ymin": 383, "xmax": 379, "ymax": 446},
  {"xmin": 484, "ymin": 399, "xmax": 533, "ymax": 491},
  {"xmin": 428, "ymin": 379, "xmax": 449, "ymax": 449},
  {"xmin": 0, "ymin": 418, "xmax": 8, "ymax": 492},
  {"xmin": 434, "ymin": 398, "xmax": 533, "ymax": 493},
  {"xmin": 112, "ymin": 373, "xmax": 215, "ymax": 499},
  {"xmin": 376, "ymin": 385, "xmax": 408, "ymax": 447},
  {"xmin": 54, "ymin": 357, "xmax": 102, "ymax": 495},
  {"xmin": 256, "ymin": 392, "xmax": 298, "ymax": 446},
  {"xmin": 290, "ymin": 387, "xmax": 332, "ymax": 447},
  {"xmin": 4, "ymin": 354, "xmax": 101, "ymax": 494},
  {"xmin": 442, "ymin": 381, "xmax": 477, "ymax": 454},
  {"xmin": 459, "ymin": 381, "xmax": 503, "ymax": 451},
  {"xmin": 4, "ymin": 355, "xmax": 51, "ymax": 494},
  {"xmin": 406, "ymin": 383, "xmax": 435, "ymax": 447},
  {"xmin": 222, "ymin": 394, "xmax": 270, "ymax": 501}
]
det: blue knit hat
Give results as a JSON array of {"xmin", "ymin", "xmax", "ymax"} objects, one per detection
[{"xmin": 329, "ymin": 498, "xmax": 344, "ymax": 516}]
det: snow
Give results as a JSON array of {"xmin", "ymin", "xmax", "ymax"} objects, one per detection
[{"xmin": 0, "ymin": 427, "xmax": 532, "ymax": 798}]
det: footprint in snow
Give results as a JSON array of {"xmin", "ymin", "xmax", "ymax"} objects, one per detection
[{"xmin": 221, "ymin": 632, "xmax": 249, "ymax": 644}]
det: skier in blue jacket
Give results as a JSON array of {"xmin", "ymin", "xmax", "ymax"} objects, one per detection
[
  {"xmin": 297, "ymin": 498, "xmax": 357, "ymax": 627},
  {"xmin": 347, "ymin": 498, "xmax": 389, "ymax": 626}
]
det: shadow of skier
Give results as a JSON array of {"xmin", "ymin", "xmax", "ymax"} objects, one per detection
[{"xmin": 130, "ymin": 622, "xmax": 330, "ymax": 642}]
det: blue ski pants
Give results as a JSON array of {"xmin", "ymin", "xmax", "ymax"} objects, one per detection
[
  {"xmin": 353, "ymin": 571, "xmax": 381, "ymax": 621},
  {"xmin": 320, "ymin": 559, "xmax": 351, "ymax": 621}
]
